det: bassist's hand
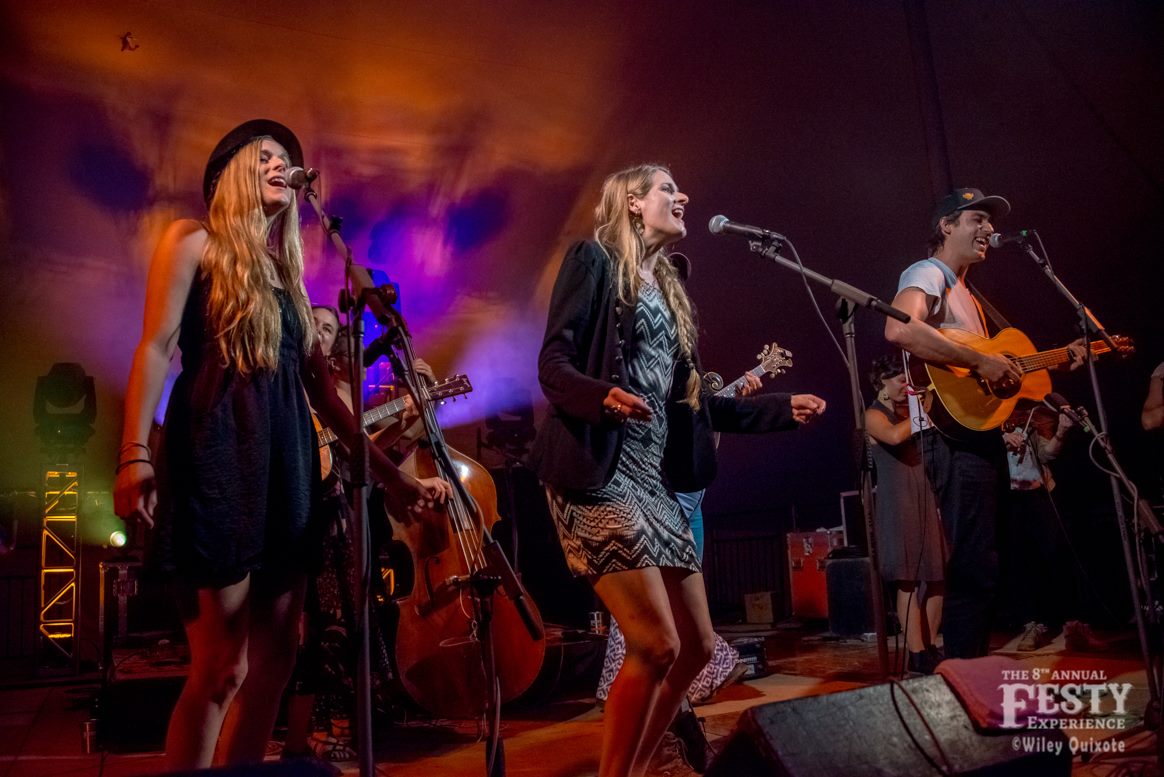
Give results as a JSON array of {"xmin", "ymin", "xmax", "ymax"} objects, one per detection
[{"xmin": 387, "ymin": 474, "xmax": 453, "ymax": 518}]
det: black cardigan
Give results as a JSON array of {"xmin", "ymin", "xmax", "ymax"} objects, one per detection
[{"xmin": 528, "ymin": 240, "xmax": 798, "ymax": 492}]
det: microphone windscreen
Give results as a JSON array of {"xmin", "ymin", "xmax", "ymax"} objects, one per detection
[{"xmin": 708, "ymin": 215, "xmax": 728, "ymax": 234}]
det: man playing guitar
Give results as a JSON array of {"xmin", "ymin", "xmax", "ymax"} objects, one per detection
[{"xmin": 884, "ymin": 188, "xmax": 1083, "ymax": 660}]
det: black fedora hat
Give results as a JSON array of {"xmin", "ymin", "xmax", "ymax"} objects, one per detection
[
  {"xmin": 202, "ymin": 119, "xmax": 303, "ymax": 205},
  {"xmin": 930, "ymin": 187, "xmax": 1010, "ymax": 229}
]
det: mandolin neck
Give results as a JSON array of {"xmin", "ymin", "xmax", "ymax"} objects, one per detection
[{"xmin": 716, "ymin": 365, "xmax": 766, "ymax": 398}]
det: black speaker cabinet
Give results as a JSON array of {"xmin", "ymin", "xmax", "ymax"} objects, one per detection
[
  {"xmin": 825, "ymin": 556, "xmax": 873, "ymax": 636},
  {"xmin": 707, "ymin": 674, "xmax": 1069, "ymax": 776}
]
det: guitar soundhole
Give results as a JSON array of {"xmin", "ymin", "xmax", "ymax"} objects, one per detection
[
  {"xmin": 987, "ymin": 355, "xmax": 1022, "ymax": 399},
  {"xmin": 991, "ymin": 378, "xmax": 1020, "ymax": 400}
]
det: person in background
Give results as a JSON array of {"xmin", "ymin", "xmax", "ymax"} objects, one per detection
[
  {"xmin": 999, "ymin": 402, "xmax": 1093, "ymax": 651},
  {"xmin": 281, "ymin": 304, "xmax": 356, "ymax": 764},
  {"xmin": 864, "ymin": 354, "xmax": 946, "ymax": 674},
  {"xmin": 1143, "ymin": 362, "xmax": 1164, "ymax": 432}
]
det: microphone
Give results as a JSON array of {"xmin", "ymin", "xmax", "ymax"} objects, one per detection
[
  {"xmin": 285, "ymin": 166, "xmax": 319, "ymax": 190},
  {"xmin": 1043, "ymin": 392, "xmax": 1093, "ymax": 435},
  {"xmin": 988, "ymin": 230, "xmax": 1032, "ymax": 249},
  {"xmin": 708, "ymin": 215, "xmax": 786, "ymax": 242}
]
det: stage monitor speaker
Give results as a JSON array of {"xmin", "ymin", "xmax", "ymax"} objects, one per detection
[{"xmin": 707, "ymin": 674, "xmax": 1069, "ymax": 777}]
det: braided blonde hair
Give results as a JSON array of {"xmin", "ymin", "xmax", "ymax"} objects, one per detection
[{"xmin": 594, "ymin": 164, "xmax": 701, "ymax": 408}]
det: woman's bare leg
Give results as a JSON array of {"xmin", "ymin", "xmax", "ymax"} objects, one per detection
[
  {"xmin": 630, "ymin": 569, "xmax": 714, "ymax": 775},
  {"xmin": 164, "ymin": 577, "xmax": 252, "ymax": 771},
  {"xmin": 593, "ymin": 567, "xmax": 681, "ymax": 777},
  {"xmin": 925, "ymin": 582, "xmax": 945, "ymax": 647},
  {"xmin": 218, "ymin": 577, "xmax": 307, "ymax": 764},
  {"xmin": 897, "ymin": 584, "xmax": 927, "ymax": 653}
]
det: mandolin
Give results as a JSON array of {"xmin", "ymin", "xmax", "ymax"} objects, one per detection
[{"xmin": 702, "ymin": 342, "xmax": 793, "ymax": 397}]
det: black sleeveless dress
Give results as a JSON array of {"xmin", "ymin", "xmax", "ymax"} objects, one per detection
[{"xmin": 153, "ymin": 275, "xmax": 319, "ymax": 590}]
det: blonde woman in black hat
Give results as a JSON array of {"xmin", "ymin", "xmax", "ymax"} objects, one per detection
[{"xmin": 113, "ymin": 120, "xmax": 450, "ymax": 770}]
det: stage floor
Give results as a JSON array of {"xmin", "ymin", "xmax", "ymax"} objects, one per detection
[{"xmin": 0, "ymin": 623, "xmax": 1153, "ymax": 777}]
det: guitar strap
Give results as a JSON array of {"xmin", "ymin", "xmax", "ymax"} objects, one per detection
[{"xmin": 967, "ymin": 282, "xmax": 1012, "ymax": 334}]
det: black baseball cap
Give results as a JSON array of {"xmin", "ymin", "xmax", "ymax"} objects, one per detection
[
  {"xmin": 202, "ymin": 119, "xmax": 303, "ymax": 205},
  {"xmin": 930, "ymin": 188, "xmax": 1011, "ymax": 229}
]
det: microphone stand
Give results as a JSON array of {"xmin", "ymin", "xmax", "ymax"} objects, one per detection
[
  {"xmin": 837, "ymin": 298, "xmax": 890, "ymax": 678},
  {"xmin": 746, "ymin": 236, "xmax": 907, "ymax": 680},
  {"xmin": 1021, "ymin": 236, "xmax": 1162, "ymax": 748},
  {"xmin": 302, "ymin": 182, "xmax": 393, "ymax": 777}
]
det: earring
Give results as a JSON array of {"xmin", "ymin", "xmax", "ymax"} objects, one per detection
[
  {"xmin": 877, "ymin": 389, "xmax": 890, "ymax": 403},
  {"xmin": 630, "ymin": 211, "xmax": 644, "ymax": 233}
]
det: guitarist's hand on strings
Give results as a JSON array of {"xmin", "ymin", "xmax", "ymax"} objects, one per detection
[
  {"xmin": 1063, "ymin": 339, "xmax": 1087, "ymax": 372},
  {"xmin": 604, "ymin": 387, "xmax": 652, "ymax": 423},
  {"xmin": 973, "ymin": 351, "xmax": 1021, "ymax": 385}
]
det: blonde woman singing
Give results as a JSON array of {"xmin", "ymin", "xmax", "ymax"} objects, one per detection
[
  {"xmin": 531, "ymin": 164, "xmax": 825, "ymax": 776},
  {"xmin": 113, "ymin": 120, "xmax": 449, "ymax": 771}
]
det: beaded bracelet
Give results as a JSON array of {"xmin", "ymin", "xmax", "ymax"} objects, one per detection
[{"xmin": 115, "ymin": 458, "xmax": 153, "ymax": 474}]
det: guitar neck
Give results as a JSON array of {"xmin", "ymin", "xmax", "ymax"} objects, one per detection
[
  {"xmin": 317, "ymin": 395, "xmax": 408, "ymax": 447},
  {"xmin": 716, "ymin": 365, "xmax": 766, "ymax": 398},
  {"xmin": 1014, "ymin": 340, "xmax": 1110, "ymax": 374}
]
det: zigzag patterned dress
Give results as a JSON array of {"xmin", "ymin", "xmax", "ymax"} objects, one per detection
[{"xmin": 547, "ymin": 283, "xmax": 700, "ymax": 577}]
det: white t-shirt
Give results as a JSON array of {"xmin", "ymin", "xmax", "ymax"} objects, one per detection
[
  {"xmin": 896, "ymin": 257, "xmax": 988, "ymax": 430},
  {"xmin": 896, "ymin": 257, "xmax": 986, "ymax": 336}
]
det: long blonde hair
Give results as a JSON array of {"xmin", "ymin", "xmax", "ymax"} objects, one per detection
[
  {"xmin": 202, "ymin": 138, "xmax": 314, "ymax": 374},
  {"xmin": 594, "ymin": 164, "xmax": 701, "ymax": 408}
]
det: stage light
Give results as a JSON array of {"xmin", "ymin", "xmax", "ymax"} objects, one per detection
[
  {"xmin": 109, "ymin": 530, "xmax": 127, "ymax": 548},
  {"xmin": 34, "ymin": 363, "xmax": 97, "ymax": 447}
]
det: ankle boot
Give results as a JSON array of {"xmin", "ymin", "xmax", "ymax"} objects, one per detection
[{"xmin": 669, "ymin": 706, "xmax": 712, "ymax": 773}]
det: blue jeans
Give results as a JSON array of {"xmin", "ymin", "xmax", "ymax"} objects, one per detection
[{"xmin": 675, "ymin": 489, "xmax": 705, "ymax": 560}]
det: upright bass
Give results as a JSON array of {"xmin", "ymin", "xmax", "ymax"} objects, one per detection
[{"xmin": 387, "ymin": 367, "xmax": 545, "ymax": 720}]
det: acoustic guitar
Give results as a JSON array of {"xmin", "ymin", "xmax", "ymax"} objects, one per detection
[
  {"xmin": 314, "ymin": 374, "xmax": 472, "ymax": 480},
  {"xmin": 908, "ymin": 328, "xmax": 1132, "ymax": 435},
  {"xmin": 702, "ymin": 342, "xmax": 793, "ymax": 397}
]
